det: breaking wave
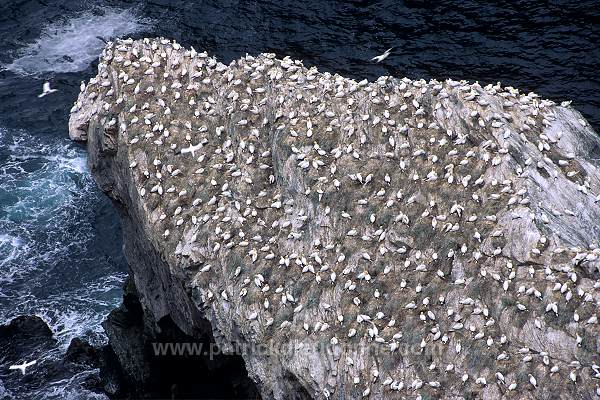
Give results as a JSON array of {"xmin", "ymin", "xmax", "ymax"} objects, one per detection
[
  {"xmin": 4, "ymin": 7, "xmax": 150, "ymax": 75},
  {"xmin": 0, "ymin": 127, "xmax": 126, "ymax": 345}
]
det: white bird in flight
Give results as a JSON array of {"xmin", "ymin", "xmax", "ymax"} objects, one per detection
[
  {"xmin": 9, "ymin": 360, "xmax": 37, "ymax": 375},
  {"xmin": 371, "ymin": 47, "xmax": 394, "ymax": 63},
  {"xmin": 181, "ymin": 143, "xmax": 202, "ymax": 157},
  {"xmin": 38, "ymin": 81, "xmax": 58, "ymax": 98}
]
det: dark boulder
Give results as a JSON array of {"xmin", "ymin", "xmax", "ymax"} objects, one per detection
[
  {"xmin": 64, "ymin": 337, "xmax": 99, "ymax": 366},
  {"xmin": 0, "ymin": 315, "xmax": 53, "ymax": 340},
  {"xmin": 0, "ymin": 315, "xmax": 56, "ymax": 365}
]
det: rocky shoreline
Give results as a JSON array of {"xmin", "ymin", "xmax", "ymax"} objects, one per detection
[
  {"xmin": 1, "ymin": 308, "xmax": 259, "ymax": 399},
  {"xmin": 0, "ymin": 315, "xmax": 103, "ymax": 398},
  {"xmin": 69, "ymin": 38, "xmax": 599, "ymax": 399}
]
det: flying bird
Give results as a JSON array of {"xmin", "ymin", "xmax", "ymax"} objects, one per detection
[
  {"xmin": 9, "ymin": 360, "xmax": 37, "ymax": 375},
  {"xmin": 38, "ymin": 81, "xmax": 58, "ymax": 98},
  {"xmin": 180, "ymin": 143, "xmax": 202, "ymax": 157},
  {"xmin": 371, "ymin": 47, "xmax": 394, "ymax": 63}
]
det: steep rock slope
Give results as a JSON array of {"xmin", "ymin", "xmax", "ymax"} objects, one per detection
[{"xmin": 70, "ymin": 38, "xmax": 600, "ymax": 399}]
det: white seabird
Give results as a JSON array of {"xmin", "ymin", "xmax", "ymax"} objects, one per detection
[
  {"xmin": 180, "ymin": 143, "xmax": 202, "ymax": 157},
  {"xmin": 9, "ymin": 360, "xmax": 37, "ymax": 375},
  {"xmin": 38, "ymin": 81, "xmax": 58, "ymax": 98},
  {"xmin": 371, "ymin": 47, "xmax": 393, "ymax": 63}
]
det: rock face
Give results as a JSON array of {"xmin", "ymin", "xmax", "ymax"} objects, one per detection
[
  {"xmin": 64, "ymin": 337, "xmax": 99, "ymax": 367},
  {"xmin": 98, "ymin": 276, "xmax": 260, "ymax": 398},
  {"xmin": 70, "ymin": 38, "xmax": 600, "ymax": 399}
]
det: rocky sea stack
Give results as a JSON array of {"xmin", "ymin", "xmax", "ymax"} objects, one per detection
[{"xmin": 70, "ymin": 38, "xmax": 600, "ymax": 399}]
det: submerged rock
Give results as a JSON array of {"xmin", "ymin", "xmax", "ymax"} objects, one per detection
[{"xmin": 70, "ymin": 38, "xmax": 600, "ymax": 399}]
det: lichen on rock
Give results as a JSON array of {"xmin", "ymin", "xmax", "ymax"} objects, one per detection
[{"xmin": 70, "ymin": 37, "xmax": 600, "ymax": 399}]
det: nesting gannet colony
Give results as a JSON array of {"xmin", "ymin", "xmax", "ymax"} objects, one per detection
[{"xmin": 70, "ymin": 38, "xmax": 600, "ymax": 399}]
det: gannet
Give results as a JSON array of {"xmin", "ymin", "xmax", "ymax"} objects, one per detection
[
  {"xmin": 371, "ymin": 47, "xmax": 393, "ymax": 63},
  {"xmin": 9, "ymin": 360, "xmax": 37, "ymax": 375},
  {"xmin": 38, "ymin": 81, "xmax": 58, "ymax": 98},
  {"xmin": 180, "ymin": 143, "xmax": 202, "ymax": 157}
]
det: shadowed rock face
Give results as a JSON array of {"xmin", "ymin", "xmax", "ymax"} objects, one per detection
[
  {"xmin": 98, "ymin": 277, "xmax": 260, "ymax": 399},
  {"xmin": 70, "ymin": 38, "xmax": 600, "ymax": 399}
]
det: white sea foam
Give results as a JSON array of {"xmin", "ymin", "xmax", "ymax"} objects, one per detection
[
  {"xmin": 41, "ymin": 307, "xmax": 107, "ymax": 346},
  {"xmin": 38, "ymin": 369, "xmax": 109, "ymax": 400},
  {"xmin": 0, "ymin": 127, "xmax": 126, "ymax": 348},
  {"xmin": 0, "ymin": 234, "xmax": 25, "ymax": 276},
  {"xmin": 0, "ymin": 380, "xmax": 10, "ymax": 399},
  {"xmin": 4, "ymin": 7, "xmax": 150, "ymax": 75},
  {"xmin": 0, "ymin": 128, "xmax": 94, "ymax": 285}
]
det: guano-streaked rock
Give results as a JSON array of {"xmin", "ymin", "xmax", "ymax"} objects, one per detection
[{"xmin": 70, "ymin": 37, "xmax": 600, "ymax": 399}]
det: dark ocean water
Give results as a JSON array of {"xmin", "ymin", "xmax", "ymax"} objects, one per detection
[{"xmin": 0, "ymin": 0, "xmax": 598, "ymax": 398}]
